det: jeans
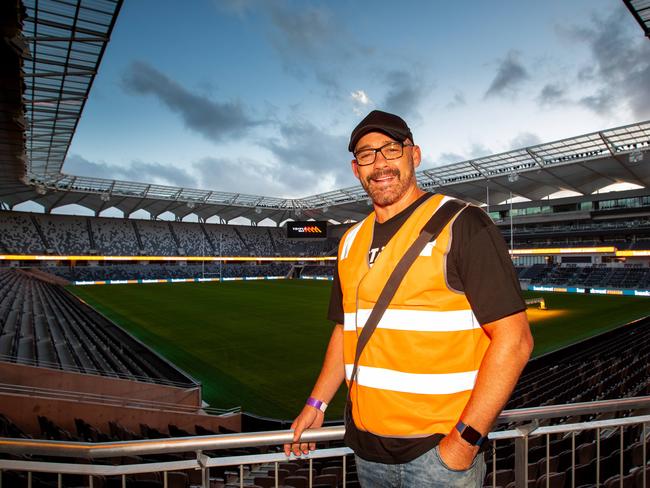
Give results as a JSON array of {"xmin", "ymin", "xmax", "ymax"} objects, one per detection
[{"xmin": 355, "ymin": 445, "xmax": 486, "ymax": 487}]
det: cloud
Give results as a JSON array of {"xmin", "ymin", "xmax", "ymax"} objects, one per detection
[
  {"xmin": 536, "ymin": 83, "xmax": 566, "ymax": 107},
  {"xmin": 193, "ymin": 117, "xmax": 358, "ymax": 197},
  {"xmin": 214, "ymin": 0, "xmax": 255, "ymax": 16},
  {"xmin": 468, "ymin": 143, "xmax": 493, "ymax": 159},
  {"xmin": 485, "ymin": 51, "xmax": 529, "ymax": 99},
  {"xmin": 193, "ymin": 156, "xmax": 292, "ymax": 197},
  {"xmin": 215, "ymin": 0, "xmax": 374, "ymax": 96},
  {"xmin": 437, "ymin": 152, "xmax": 465, "ymax": 165},
  {"xmin": 579, "ymin": 90, "xmax": 615, "ymax": 115},
  {"xmin": 381, "ymin": 70, "xmax": 430, "ymax": 120},
  {"xmin": 259, "ymin": 118, "xmax": 355, "ymax": 187},
  {"xmin": 567, "ymin": 9, "xmax": 650, "ymax": 118},
  {"xmin": 351, "ymin": 90, "xmax": 372, "ymax": 115},
  {"xmin": 351, "ymin": 90, "xmax": 371, "ymax": 105},
  {"xmin": 436, "ymin": 142, "xmax": 493, "ymax": 166},
  {"xmin": 510, "ymin": 132, "xmax": 542, "ymax": 149},
  {"xmin": 121, "ymin": 60, "xmax": 263, "ymax": 142},
  {"xmin": 446, "ymin": 91, "xmax": 466, "ymax": 109},
  {"xmin": 64, "ymin": 154, "xmax": 198, "ymax": 188},
  {"xmin": 256, "ymin": 3, "xmax": 371, "ymax": 94}
]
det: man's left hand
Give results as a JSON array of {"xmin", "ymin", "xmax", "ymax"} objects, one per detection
[{"xmin": 437, "ymin": 430, "xmax": 479, "ymax": 470}]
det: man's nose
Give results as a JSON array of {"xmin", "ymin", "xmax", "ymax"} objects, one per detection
[{"xmin": 373, "ymin": 151, "xmax": 390, "ymax": 169}]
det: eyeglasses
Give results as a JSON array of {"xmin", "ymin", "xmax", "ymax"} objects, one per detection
[{"xmin": 354, "ymin": 141, "xmax": 413, "ymax": 166}]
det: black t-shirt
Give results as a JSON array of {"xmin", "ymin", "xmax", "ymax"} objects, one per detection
[{"xmin": 328, "ymin": 193, "xmax": 526, "ymax": 464}]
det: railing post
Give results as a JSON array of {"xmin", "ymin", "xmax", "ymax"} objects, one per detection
[
  {"xmin": 514, "ymin": 422, "xmax": 537, "ymax": 488},
  {"xmin": 513, "ymin": 435, "xmax": 528, "ymax": 488},
  {"xmin": 196, "ymin": 450, "xmax": 209, "ymax": 488}
]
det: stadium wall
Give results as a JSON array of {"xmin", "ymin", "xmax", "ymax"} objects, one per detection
[{"xmin": 0, "ymin": 362, "xmax": 240, "ymax": 435}]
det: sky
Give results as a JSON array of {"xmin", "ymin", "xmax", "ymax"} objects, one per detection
[{"xmin": 63, "ymin": 0, "xmax": 650, "ymax": 201}]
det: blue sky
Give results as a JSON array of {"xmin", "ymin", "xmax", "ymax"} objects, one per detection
[{"xmin": 64, "ymin": 0, "xmax": 650, "ymax": 199}]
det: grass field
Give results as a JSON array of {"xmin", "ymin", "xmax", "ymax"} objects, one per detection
[{"xmin": 69, "ymin": 280, "xmax": 650, "ymax": 419}]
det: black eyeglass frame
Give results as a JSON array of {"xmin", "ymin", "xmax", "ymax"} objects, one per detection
[{"xmin": 353, "ymin": 141, "xmax": 414, "ymax": 166}]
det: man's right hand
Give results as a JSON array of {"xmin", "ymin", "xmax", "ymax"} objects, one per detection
[{"xmin": 283, "ymin": 404, "xmax": 324, "ymax": 457}]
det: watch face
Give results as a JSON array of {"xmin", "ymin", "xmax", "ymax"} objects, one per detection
[{"xmin": 461, "ymin": 425, "xmax": 482, "ymax": 445}]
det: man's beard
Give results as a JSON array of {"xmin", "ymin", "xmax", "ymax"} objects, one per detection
[{"xmin": 361, "ymin": 165, "xmax": 416, "ymax": 207}]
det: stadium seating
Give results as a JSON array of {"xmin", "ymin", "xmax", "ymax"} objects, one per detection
[
  {"xmin": 0, "ymin": 212, "xmax": 46, "ymax": 254},
  {"xmin": 0, "ymin": 268, "xmax": 194, "ymax": 385},
  {"xmin": 38, "ymin": 214, "xmax": 92, "ymax": 255},
  {"xmin": 0, "ymin": 211, "xmax": 338, "ymax": 258},
  {"xmin": 519, "ymin": 264, "xmax": 650, "ymax": 290},
  {"xmin": 93, "ymin": 218, "xmax": 141, "ymax": 255}
]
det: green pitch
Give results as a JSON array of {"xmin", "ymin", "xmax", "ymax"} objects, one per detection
[{"xmin": 69, "ymin": 281, "xmax": 650, "ymax": 419}]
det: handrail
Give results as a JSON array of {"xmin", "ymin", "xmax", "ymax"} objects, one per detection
[
  {"xmin": 1, "ymin": 396, "xmax": 648, "ymax": 458},
  {"xmin": 494, "ymin": 394, "xmax": 650, "ymax": 422},
  {"xmin": 1, "ymin": 416, "xmax": 649, "ymax": 484}
]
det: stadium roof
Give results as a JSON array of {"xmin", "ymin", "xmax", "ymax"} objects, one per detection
[
  {"xmin": 624, "ymin": 0, "xmax": 650, "ymax": 38},
  {"xmin": 1, "ymin": 0, "xmax": 650, "ymax": 225},
  {"xmin": 15, "ymin": 122, "xmax": 650, "ymax": 224}
]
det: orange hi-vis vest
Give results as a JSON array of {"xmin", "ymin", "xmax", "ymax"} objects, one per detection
[{"xmin": 339, "ymin": 194, "xmax": 491, "ymax": 438}]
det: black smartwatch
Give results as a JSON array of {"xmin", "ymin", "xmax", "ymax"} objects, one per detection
[{"xmin": 455, "ymin": 420, "xmax": 487, "ymax": 447}]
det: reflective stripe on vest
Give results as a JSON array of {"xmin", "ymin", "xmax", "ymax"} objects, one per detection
[{"xmin": 338, "ymin": 193, "xmax": 491, "ymax": 438}]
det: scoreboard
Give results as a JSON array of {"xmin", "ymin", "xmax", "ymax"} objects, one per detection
[{"xmin": 287, "ymin": 221, "xmax": 327, "ymax": 238}]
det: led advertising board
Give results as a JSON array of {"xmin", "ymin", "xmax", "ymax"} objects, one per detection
[{"xmin": 287, "ymin": 221, "xmax": 327, "ymax": 238}]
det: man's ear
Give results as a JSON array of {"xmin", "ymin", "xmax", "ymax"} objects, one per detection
[
  {"xmin": 351, "ymin": 159, "xmax": 360, "ymax": 179},
  {"xmin": 411, "ymin": 145, "xmax": 422, "ymax": 169}
]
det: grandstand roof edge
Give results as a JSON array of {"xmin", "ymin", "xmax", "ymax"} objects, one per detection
[{"xmin": 26, "ymin": 118, "xmax": 650, "ymax": 208}]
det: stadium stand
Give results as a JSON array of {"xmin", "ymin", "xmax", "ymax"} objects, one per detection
[
  {"xmin": 92, "ymin": 217, "xmax": 141, "ymax": 255},
  {"xmin": 0, "ymin": 211, "xmax": 337, "ymax": 258},
  {"xmin": 0, "ymin": 268, "xmax": 194, "ymax": 385},
  {"xmin": 136, "ymin": 220, "xmax": 178, "ymax": 256},
  {"xmin": 518, "ymin": 264, "xmax": 650, "ymax": 289},
  {"xmin": 0, "ymin": 212, "xmax": 46, "ymax": 254},
  {"xmin": 38, "ymin": 214, "xmax": 92, "ymax": 255},
  {"xmin": 0, "ymin": 316, "xmax": 648, "ymax": 486}
]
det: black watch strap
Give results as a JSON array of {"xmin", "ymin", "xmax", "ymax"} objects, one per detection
[{"xmin": 455, "ymin": 420, "xmax": 487, "ymax": 447}]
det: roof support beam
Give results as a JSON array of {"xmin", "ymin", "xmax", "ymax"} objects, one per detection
[
  {"xmin": 598, "ymin": 132, "xmax": 646, "ymax": 187},
  {"xmin": 526, "ymin": 149, "xmax": 586, "ymax": 195}
]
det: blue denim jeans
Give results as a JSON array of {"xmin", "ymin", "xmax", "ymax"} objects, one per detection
[{"xmin": 355, "ymin": 445, "xmax": 486, "ymax": 487}]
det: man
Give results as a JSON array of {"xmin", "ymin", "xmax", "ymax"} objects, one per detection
[{"xmin": 284, "ymin": 110, "xmax": 533, "ymax": 487}]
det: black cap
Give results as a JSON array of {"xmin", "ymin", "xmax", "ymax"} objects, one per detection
[{"xmin": 348, "ymin": 110, "xmax": 413, "ymax": 152}]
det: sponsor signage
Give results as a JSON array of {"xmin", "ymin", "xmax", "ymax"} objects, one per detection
[
  {"xmin": 287, "ymin": 221, "xmax": 327, "ymax": 238},
  {"xmin": 527, "ymin": 285, "xmax": 650, "ymax": 297}
]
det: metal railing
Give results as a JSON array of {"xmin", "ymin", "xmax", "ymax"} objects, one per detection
[{"xmin": 1, "ymin": 396, "xmax": 649, "ymax": 488}]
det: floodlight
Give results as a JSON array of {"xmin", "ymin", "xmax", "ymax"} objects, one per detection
[
  {"xmin": 629, "ymin": 150, "xmax": 644, "ymax": 164},
  {"xmin": 508, "ymin": 172, "xmax": 520, "ymax": 183}
]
